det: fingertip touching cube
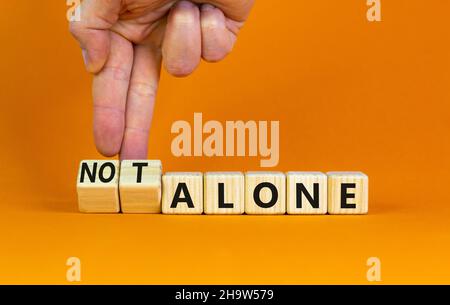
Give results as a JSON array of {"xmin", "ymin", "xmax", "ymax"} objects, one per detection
[{"xmin": 119, "ymin": 160, "xmax": 162, "ymax": 213}]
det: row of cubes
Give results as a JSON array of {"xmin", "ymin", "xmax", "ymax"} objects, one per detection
[{"xmin": 77, "ymin": 160, "xmax": 368, "ymax": 215}]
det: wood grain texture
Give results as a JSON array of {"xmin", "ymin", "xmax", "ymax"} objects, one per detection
[
  {"xmin": 327, "ymin": 172, "xmax": 369, "ymax": 215},
  {"xmin": 119, "ymin": 160, "xmax": 162, "ymax": 214},
  {"xmin": 204, "ymin": 172, "xmax": 245, "ymax": 215},
  {"xmin": 245, "ymin": 172, "xmax": 286, "ymax": 215},
  {"xmin": 77, "ymin": 160, "xmax": 120, "ymax": 213},
  {"xmin": 162, "ymin": 172, "xmax": 203, "ymax": 214},
  {"xmin": 286, "ymin": 172, "xmax": 327, "ymax": 214}
]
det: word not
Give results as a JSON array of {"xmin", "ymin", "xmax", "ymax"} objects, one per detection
[
  {"xmin": 171, "ymin": 113, "xmax": 280, "ymax": 167},
  {"xmin": 77, "ymin": 160, "xmax": 369, "ymax": 215}
]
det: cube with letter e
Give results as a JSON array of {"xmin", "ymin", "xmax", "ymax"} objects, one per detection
[{"xmin": 327, "ymin": 172, "xmax": 368, "ymax": 214}]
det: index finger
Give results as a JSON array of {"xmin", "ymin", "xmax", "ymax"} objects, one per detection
[{"xmin": 92, "ymin": 32, "xmax": 133, "ymax": 157}]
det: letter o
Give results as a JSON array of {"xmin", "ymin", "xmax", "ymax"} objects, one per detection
[
  {"xmin": 253, "ymin": 182, "xmax": 278, "ymax": 208},
  {"xmin": 99, "ymin": 162, "xmax": 115, "ymax": 183}
]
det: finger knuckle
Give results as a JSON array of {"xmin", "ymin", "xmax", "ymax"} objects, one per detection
[
  {"xmin": 201, "ymin": 18, "xmax": 221, "ymax": 31},
  {"xmin": 129, "ymin": 82, "xmax": 157, "ymax": 98},
  {"xmin": 102, "ymin": 66, "xmax": 131, "ymax": 81}
]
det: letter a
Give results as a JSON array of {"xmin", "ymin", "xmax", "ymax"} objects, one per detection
[
  {"xmin": 366, "ymin": 257, "xmax": 381, "ymax": 282},
  {"xmin": 367, "ymin": 0, "xmax": 381, "ymax": 22},
  {"xmin": 66, "ymin": 257, "xmax": 81, "ymax": 282}
]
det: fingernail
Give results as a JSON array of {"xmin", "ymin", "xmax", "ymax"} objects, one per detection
[
  {"xmin": 177, "ymin": 1, "xmax": 196, "ymax": 9},
  {"xmin": 201, "ymin": 4, "xmax": 215, "ymax": 12},
  {"xmin": 82, "ymin": 49, "xmax": 89, "ymax": 68}
]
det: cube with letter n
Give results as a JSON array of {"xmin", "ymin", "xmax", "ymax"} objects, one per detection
[{"xmin": 77, "ymin": 160, "xmax": 120, "ymax": 213}]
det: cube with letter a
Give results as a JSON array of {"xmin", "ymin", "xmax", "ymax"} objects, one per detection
[{"xmin": 162, "ymin": 172, "xmax": 203, "ymax": 214}]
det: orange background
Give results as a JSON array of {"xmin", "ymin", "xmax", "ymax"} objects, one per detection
[{"xmin": 0, "ymin": 1, "xmax": 449, "ymax": 284}]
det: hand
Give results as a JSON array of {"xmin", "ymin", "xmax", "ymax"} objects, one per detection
[{"xmin": 70, "ymin": 0, "xmax": 254, "ymax": 159}]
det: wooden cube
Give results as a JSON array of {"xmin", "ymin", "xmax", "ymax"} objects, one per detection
[
  {"xmin": 327, "ymin": 172, "xmax": 368, "ymax": 214},
  {"xmin": 77, "ymin": 160, "xmax": 120, "ymax": 213},
  {"xmin": 286, "ymin": 172, "xmax": 327, "ymax": 214},
  {"xmin": 204, "ymin": 172, "xmax": 245, "ymax": 215},
  {"xmin": 162, "ymin": 172, "xmax": 203, "ymax": 214},
  {"xmin": 245, "ymin": 172, "xmax": 286, "ymax": 215},
  {"xmin": 119, "ymin": 160, "xmax": 162, "ymax": 213}
]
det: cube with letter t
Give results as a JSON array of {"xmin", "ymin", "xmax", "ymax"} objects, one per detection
[
  {"xmin": 327, "ymin": 172, "xmax": 369, "ymax": 214},
  {"xmin": 119, "ymin": 160, "xmax": 162, "ymax": 213},
  {"xmin": 77, "ymin": 160, "xmax": 120, "ymax": 213}
]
